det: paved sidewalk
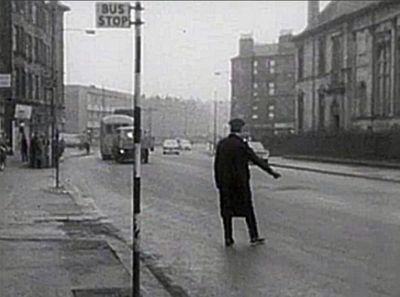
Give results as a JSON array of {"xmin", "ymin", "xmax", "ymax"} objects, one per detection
[
  {"xmin": 0, "ymin": 156, "xmax": 171, "ymax": 297},
  {"xmin": 269, "ymin": 156, "xmax": 400, "ymax": 183},
  {"xmin": 202, "ymin": 144, "xmax": 400, "ymax": 183}
]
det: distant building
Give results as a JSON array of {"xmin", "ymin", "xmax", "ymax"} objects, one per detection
[
  {"xmin": 293, "ymin": 0, "xmax": 400, "ymax": 133},
  {"xmin": 142, "ymin": 96, "xmax": 230, "ymax": 143},
  {"xmin": 64, "ymin": 85, "xmax": 132, "ymax": 138},
  {"xmin": 230, "ymin": 32, "xmax": 296, "ymax": 140},
  {"xmin": 0, "ymin": 0, "xmax": 68, "ymax": 155}
]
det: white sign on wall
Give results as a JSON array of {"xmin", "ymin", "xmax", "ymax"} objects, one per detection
[
  {"xmin": 96, "ymin": 2, "xmax": 131, "ymax": 28},
  {"xmin": 15, "ymin": 104, "xmax": 32, "ymax": 120},
  {"xmin": 0, "ymin": 74, "xmax": 11, "ymax": 88}
]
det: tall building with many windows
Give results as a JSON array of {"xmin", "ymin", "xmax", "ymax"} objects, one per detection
[
  {"xmin": 0, "ymin": 0, "xmax": 68, "ymax": 158},
  {"xmin": 230, "ymin": 32, "xmax": 296, "ymax": 140},
  {"xmin": 293, "ymin": 0, "xmax": 400, "ymax": 133}
]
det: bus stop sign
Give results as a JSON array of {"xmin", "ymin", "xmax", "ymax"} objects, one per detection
[{"xmin": 96, "ymin": 2, "xmax": 131, "ymax": 28}]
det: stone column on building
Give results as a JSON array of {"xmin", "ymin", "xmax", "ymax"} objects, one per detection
[
  {"xmin": 390, "ymin": 18, "xmax": 397, "ymax": 116},
  {"xmin": 368, "ymin": 25, "xmax": 377, "ymax": 126}
]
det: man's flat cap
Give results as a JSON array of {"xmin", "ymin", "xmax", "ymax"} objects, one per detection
[{"xmin": 229, "ymin": 118, "xmax": 245, "ymax": 129}]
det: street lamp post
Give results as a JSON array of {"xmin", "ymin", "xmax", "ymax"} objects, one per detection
[{"xmin": 213, "ymin": 89, "xmax": 218, "ymax": 153}]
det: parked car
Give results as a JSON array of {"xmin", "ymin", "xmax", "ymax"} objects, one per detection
[
  {"xmin": 248, "ymin": 141, "xmax": 269, "ymax": 162},
  {"xmin": 162, "ymin": 139, "xmax": 180, "ymax": 155},
  {"xmin": 178, "ymin": 139, "xmax": 192, "ymax": 151}
]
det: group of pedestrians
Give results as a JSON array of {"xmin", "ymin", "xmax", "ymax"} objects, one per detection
[{"xmin": 19, "ymin": 132, "xmax": 64, "ymax": 169}]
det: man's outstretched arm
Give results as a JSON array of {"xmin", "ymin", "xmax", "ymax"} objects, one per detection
[{"xmin": 245, "ymin": 145, "xmax": 281, "ymax": 179}]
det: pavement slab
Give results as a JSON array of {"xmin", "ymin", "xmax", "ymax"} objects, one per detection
[{"xmin": 0, "ymin": 156, "xmax": 170, "ymax": 297}]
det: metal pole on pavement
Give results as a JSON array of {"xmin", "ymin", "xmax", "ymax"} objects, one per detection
[
  {"xmin": 213, "ymin": 90, "xmax": 218, "ymax": 154},
  {"xmin": 51, "ymin": 3, "xmax": 60, "ymax": 188},
  {"xmin": 132, "ymin": 2, "xmax": 143, "ymax": 296}
]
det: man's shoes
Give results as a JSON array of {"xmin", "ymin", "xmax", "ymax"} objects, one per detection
[
  {"xmin": 250, "ymin": 237, "xmax": 265, "ymax": 246},
  {"xmin": 225, "ymin": 238, "xmax": 235, "ymax": 247}
]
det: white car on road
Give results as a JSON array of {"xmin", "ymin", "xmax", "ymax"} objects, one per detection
[{"xmin": 163, "ymin": 139, "xmax": 180, "ymax": 155}]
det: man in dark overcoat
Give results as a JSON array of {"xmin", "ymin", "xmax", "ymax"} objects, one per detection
[{"xmin": 214, "ymin": 118, "xmax": 281, "ymax": 247}]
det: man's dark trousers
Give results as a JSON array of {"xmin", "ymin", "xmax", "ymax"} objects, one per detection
[{"xmin": 219, "ymin": 186, "xmax": 259, "ymax": 241}]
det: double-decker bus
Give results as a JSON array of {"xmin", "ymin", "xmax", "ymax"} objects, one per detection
[{"xmin": 100, "ymin": 114, "xmax": 134, "ymax": 160}]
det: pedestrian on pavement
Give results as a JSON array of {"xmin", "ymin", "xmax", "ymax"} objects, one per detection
[
  {"xmin": 141, "ymin": 130, "xmax": 150, "ymax": 164},
  {"xmin": 0, "ymin": 134, "xmax": 8, "ymax": 171},
  {"xmin": 214, "ymin": 118, "xmax": 281, "ymax": 247},
  {"xmin": 20, "ymin": 134, "xmax": 28, "ymax": 163},
  {"xmin": 30, "ymin": 133, "xmax": 42, "ymax": 169}
]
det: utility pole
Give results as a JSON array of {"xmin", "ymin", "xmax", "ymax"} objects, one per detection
[
  {"xmin": 51, "ymin": 2, "xmax": 60, "ymax": 188},
  {"xmin": 184, "ymin": 102, "xmax": 188, "ymax": 137},
  {"xmin": 213, "ymin": 90, "xmax": 218, "ymax": 153},
  {"xmin": 132, "ymin": 2, "xmax": 143, "ymax": 297}
]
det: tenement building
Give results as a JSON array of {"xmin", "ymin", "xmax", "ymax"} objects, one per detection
[
  {"xmin": 0, "ymin": 0, "xmax": 68, "ymax": 158},
  {"xmin": 293, "ymin": 0, "xmax": 400, "ymax": 133},
  {"xmin": 231, "ymin": 32, "xmax": 296, "ymax": 140}
]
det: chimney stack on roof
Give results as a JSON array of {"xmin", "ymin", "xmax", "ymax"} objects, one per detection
[
  {"xmin": 239, "ymin": 34, "xmax": 254, "ymax": 57},
  {"xmin": 307, "ymin": 0, "xmax": 320, "ymax": 27}
]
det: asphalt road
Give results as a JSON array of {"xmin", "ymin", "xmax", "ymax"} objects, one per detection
[{"xmin": 62, "ymin": 146, "xmax": 400, "ymax": 297}]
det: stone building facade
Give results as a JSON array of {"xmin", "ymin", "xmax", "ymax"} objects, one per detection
[
  {"xmin": 230, "ymin": 32, "xmax": 296, "ymax": 140},
  {"xmin": 64, "ymin": 85, "xmax": 132, "ymax": 139},
  {"xmin": 0, "ymin": 0, "xmax": 68, "ymax": 157},
  {"xmin": 65, "ymin": 85, "xmax": 230, "ymax": 144},
  {"xmin": 294, "ymin": 0, "xmax": 400, "ymax": 133}
]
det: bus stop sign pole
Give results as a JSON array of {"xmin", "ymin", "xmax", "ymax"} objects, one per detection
[{"xmin": 132, "ymin": 2, "xmax": 143, "ymax": 297}]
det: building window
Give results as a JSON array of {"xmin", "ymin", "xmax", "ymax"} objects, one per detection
[
  {"xmin": 252, "ymin": 106, "xmax": 258, "ymax": 111},
  {"xmin": 331, "ymin": 35, "xmax": 343, "ymax": 76},
  {"xmin": 15, "ymin": 26, "xmax": 22, "ymax": 55},
  {"xmin": 253, "ymin": 82, "xmax": 258, "ymax": 89},
  {"xmin": 35, "ymin": 75, "xmax": 40, "ymax": 100},
  {"xmin": 26, "ymin": 72, "xmax": 31, "ymax": 100},
  {"xmin": 396, "ymin": 31, "xmax": 400, "ymax": 115},
  {"xmin": 375, "ymin": 30, "xmax": 392, "ymax": 117},
  {"xmin": 21, "ymin": 70, "xmax": 26, "ymax": 99},
  {"xmin": 355, "ymin": 81, "xmax": 367, "ymax": 117},
  {"xmin": 269, "ymin": 60, "xmax": 276, "ymax": 74},
  {"xmin": 26, "ymin": 1, "xmax": 33, "ymax": 22},
  {"xmin": 318, "ymin": 92, "xmax": 325, "ymax": 130},
  {"xmin": 12, "ymin": 26, "xmax": 17, "ymax": 53},
  {"xmin": 15, "ymin": 1, "xmax": 24, "ymax": 13},
  {"xmin": 252, "ymin": 114, "xmax": 259, "ymax": 120},
  {"xmin": 32, "ymin": 3, "xmax": 37, "ymax": 24},
  {"xmin": 297, "ymin": 92, "xmax": 304, "ymax": 132},
  {"xmin": 298, "ymin": 45, "xmax": 304, "ymax": 80},
  {"xmin": 268, "ymin": 82, "xmax": 275, "ymax": 95},
  {"xmin": 16, "ymin": 68, "xmax": 21, "ymax": 97},
  {"xmin": 34, "ymin": 37, "xmax": 39, "ymax": 63},
  {"xmin": 26, "ymin": 34, "xmax": 32, "ymax": 62},
  {"xmin": 318, "ymin": 36, "xmax": 326, "ymax": 75},
  {"xmin": 253, "ymin": 60, "xmax": 258, "ymax": 68},
  {"xmin": 266, "ymin": 59, "xmax": 276, "ymax": 74}
]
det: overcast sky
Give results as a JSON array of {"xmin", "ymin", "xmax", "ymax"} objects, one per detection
[{"xmin": 62, "ymin": 1, "xmax": 329, "ymax": 101}]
